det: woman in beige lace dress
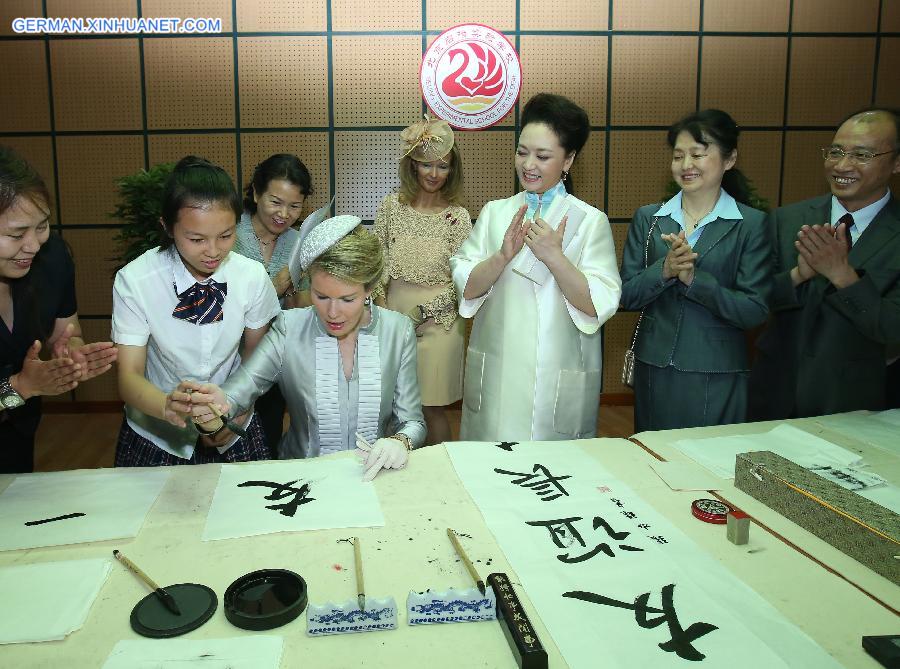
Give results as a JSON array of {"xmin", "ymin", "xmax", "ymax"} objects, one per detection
[{"xmin": 374, "ymin": 117, "xmax": 471, "ymax": 445}]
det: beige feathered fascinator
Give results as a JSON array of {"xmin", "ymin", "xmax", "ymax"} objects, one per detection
[{"xmin": 400, "ymin": 115, "xmax": 455, "ymax": 162}]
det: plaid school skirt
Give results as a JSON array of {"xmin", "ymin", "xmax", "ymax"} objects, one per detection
[{"xmin": 114, "ymin": 415, "xmax": 269, "ymax": 467}]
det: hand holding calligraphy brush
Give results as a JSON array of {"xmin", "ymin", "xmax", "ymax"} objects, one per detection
[
  {"xmin": 184, "ymin": 387, "xmax": 248, "ymax": 439},
  {"xmin": 447, "ymin": 528, "xmax": 486, "ymax": 595},
  {"xmin": 113, "ymin": 549, "xmax": 181, "ymax": 616}
]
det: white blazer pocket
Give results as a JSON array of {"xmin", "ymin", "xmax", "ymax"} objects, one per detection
[{"xmin": 553, "ymin": 369, "xmax": 601, "ymax": 436}]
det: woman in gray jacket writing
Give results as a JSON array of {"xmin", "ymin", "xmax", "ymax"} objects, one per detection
[{"xmin": 187, "ymin": 215, "xmax": 425, "ymax": 481}]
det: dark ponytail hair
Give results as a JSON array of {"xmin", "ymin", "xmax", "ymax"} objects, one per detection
[
  {"xmin": 520, "ymin": 93, "xmax": 590, "ymax": 196},
  {"xmin": 243, "ymin": 153, "xmax": 312, "ymax": 214},
  {"xmin": 159, "ymin": 156, "xmax": 241, "ymax": 249},
  {"xmin": 667, "ymin": 109, "xmax": 755, "ymax": 206}
]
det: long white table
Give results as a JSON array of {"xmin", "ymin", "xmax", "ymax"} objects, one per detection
[{"xmin": 0, "ymin": 420, "xmax": 896, "ymax": 667}]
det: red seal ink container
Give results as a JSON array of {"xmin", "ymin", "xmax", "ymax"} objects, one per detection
[{"xmin": 691, "ymin": 498, "xmax": 734, "ymax": 524}]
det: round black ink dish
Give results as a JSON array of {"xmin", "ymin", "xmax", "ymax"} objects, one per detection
[
  {"xmin": 130, "ymin": 583, "xmax": 217, "ymax": 638},
  {"xmin": 224, "ymin": 569, "xmax": 308, "ymax": 631}
]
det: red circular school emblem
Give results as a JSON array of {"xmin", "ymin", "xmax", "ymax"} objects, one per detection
[{"xmin": 420, "ymin": 24, "xmax": 522, "ymax": 130}]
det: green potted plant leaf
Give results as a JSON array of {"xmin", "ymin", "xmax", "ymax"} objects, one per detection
[{"xmin": 111, "ymin": 162, "xmax": 174, "ymax": 272}]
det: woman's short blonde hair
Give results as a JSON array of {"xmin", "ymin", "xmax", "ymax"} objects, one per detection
[
  {"xmin": 308, "ymin": 225, "xmax": 384, "ymax": 291},
  {"xmin": 397, "ymin": 143, "xmax": 464, "ymax": 206}
]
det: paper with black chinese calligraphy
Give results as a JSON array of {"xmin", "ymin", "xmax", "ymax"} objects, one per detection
[
  {"xmin": 447, "ymin": 441, "xmax": 842, "ymax": 669},
  {"xmin": 0, "ymin": 469, "xmax": 170, "ymax": 551},
  {"xmin": 202, "ymin": 459, "xmax": 384, "ymax": 541}
]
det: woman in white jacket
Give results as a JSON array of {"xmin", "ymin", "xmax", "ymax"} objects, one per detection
[{"xmin": 450, "ymin": 93, "xmax": 621, "ymax": 442}]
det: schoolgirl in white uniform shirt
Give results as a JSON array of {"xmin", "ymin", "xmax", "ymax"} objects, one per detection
[{"xmin": 111, "ymin": 156, "xmax": 280, "ymax": 466}]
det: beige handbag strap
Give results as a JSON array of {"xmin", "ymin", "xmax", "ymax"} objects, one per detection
[{"xmin": 628, "ymin": 216, "xmax": 659, "ymax": 349}]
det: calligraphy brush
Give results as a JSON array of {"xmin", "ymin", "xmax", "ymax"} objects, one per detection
[
  {"xmin": 207, "ymin": 402, "xmax": 248, "ymax": 439},
  {"xmin": 447, "ymin": 528, "xmax": 485, "ymax": 595},
  {"xmin": 306, "ymin": 536, "xmax": 398, "ymax": 635},
  {"xmin": 354, "ymin": 536, "xmax": 365, "ymax": 611},
  {"xmin": 184, "ymin": 388, "xmax": 248, "ymax": 438},
  {"xmin": 113, "ymin": 549, "xmax": 181, "ymax": 616}
]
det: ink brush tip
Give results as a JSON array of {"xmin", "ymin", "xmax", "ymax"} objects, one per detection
[
  {"xmin": 477, "ymin": 580, "xmax": 486, "ymax": 596},
  {"xmin": 113, "ymin": 549, "xmax": 180, "ymax": 615},
  {"xmin": 157, "ymin": 588, "xmax": 182, "ymax": 616}
]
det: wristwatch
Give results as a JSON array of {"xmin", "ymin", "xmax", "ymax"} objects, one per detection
[{"xmin": 0, "ymin": 376, "xmax": 25, "ymax": 410}]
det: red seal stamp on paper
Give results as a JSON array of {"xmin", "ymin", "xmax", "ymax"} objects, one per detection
[{"xmin": 420, "ymin": 23, "xmax": 522, "ymax": 130}]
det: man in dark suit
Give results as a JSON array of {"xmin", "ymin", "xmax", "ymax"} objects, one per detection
[{"xmin": 749, "ymin": 108, "xmax": 900, "ymax": 419}]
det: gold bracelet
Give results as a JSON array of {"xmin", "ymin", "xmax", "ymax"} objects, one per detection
[{"xmin": 390, "ymin": 433, "xmax": 413, "ymax": 452}]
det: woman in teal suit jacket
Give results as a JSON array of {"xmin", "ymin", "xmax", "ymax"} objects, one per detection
[{"xmin": 620, "ymin": 110, "xmax": 771, "ymax": 432}]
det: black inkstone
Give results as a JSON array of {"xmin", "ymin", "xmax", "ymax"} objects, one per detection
[
  {"xmin": 224, "ymin": 569, "xmax": 307, "ymax": 631},
  {"xmin": 130, "ymin": 583, "xmax": 217, "ymax": 638}
]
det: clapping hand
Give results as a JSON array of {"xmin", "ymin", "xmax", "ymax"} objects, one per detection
[
  {"xmin": 11, "ymin": 340, "xmax": 81, "ymax": 400},
  {"xmin": 499, "ymin": 205, "xmax": 528, "ymax": 263},
  {"xmin": 795, "ymin": 223, "xmax": 857, "ymax": 288},
  {"xmin": 525, "ymin": 214, "xmax": 567, "ymax": 264},
  {"xmin": 661, "ymin": 231, "xmax": 697, "ymax": 285},
  {"xmin": 51, "ymin": 323, "xmax": 117, "ymax": 382}
]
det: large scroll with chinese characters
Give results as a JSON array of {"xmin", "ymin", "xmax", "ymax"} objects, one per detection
[{"xmin": 447, "ymin": 441, "xmax": 841, "ymax": 669}]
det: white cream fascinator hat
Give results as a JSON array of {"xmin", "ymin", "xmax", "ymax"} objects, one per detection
[{"xmin": 296, "ymin": 214, "xmax": 363, "ymax": 271}]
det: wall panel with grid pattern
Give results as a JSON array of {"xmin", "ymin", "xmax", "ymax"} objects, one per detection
[
  {"xmin": 144, "ymin": 37, "xmax": 235, "ymax": 129},
  {"xmin": 0, "ymin": 41, "xmax": 50, "ymax": 132},
  {"xmin": 238, "ymin": 37, "xmax": 329, "ymax": 128},
  {"xmin": 0, "ymin": 1, "xmax": 896, "ymax": 406},
  {"xmin": 703, "ymin": 0, "xmax": 790, "ymax": 32},
  {"xmin": 0, "ymin": 2, "xmax": 42, "ymax": 37},
  {"xmin": 610, "ymin": 36, "xmax": 698, "ymax": 125},
  {"xmin": 50, "ymin": 39, "xmax": 143, "ymax": 131}
]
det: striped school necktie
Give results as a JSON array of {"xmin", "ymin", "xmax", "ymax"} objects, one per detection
[{"xmin": 171, "ymin": 280, "xmax": 227, "ymax": 325}]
